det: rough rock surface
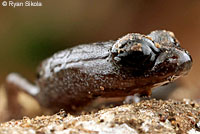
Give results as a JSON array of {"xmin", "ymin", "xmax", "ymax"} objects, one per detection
[{"xmin": 1, "ymin": 99, "xmax": 200, "ymax": 134}]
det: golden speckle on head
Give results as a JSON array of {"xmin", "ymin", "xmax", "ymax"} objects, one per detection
[
  {"xmin": 146, "ymin": 36, "xmax": 153, "ymax": 41},
  {"xmin": 100, "ymin": 86, "xmax": 104, "ymax": 91},
  {"xmin": 115, "ymin": 34, "xmax": 132, "ymax": 49},
  {"xmin": 137, "ymin": 43, "xmax": 142, "ymax": 47},
  {"xmin": 115, "ymin": 43, "xmax": 119, "ymax": 48},
  {"xmin": 168, "ymin": 31, "xmax": 175, "ymax": 37},
  {"xmin": 155, "ymin": 42, "xmax": 161, "ymax": 48},
  {"xmin": 131, "ymin": 43, "xmax": 142, "ymax": 51},
  {"xmin": 138, "ymin": 36, "xmax": 142, "ymax": 40},
  {"xmin": 122, "ymin": 34, "xmax": 132, "ymax": 41},
  {"xmin": 117, "ymin": 49, "xmax": 124, "ymax": 54}
]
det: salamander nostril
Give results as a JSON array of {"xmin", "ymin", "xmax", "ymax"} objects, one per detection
[{"xmin": 36, "ymin": 73, "xmax": 40, "ymax": 79}]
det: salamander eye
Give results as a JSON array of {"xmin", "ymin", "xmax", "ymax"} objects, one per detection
[{"xmin": 111, "ymin": 33, "xmax": 160, "ymax": 71}]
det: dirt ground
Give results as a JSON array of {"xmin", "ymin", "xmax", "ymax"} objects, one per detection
[{"xmin": 1, "ymin": 99, "xmax": 200, "ymax": 134}]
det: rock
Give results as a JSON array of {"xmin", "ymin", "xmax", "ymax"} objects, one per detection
[{"xmin": 0, "ymin": 99, "xmax": 200, "ymax": 134}]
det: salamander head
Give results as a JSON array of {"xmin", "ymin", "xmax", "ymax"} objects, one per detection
[{"xmin": 111, "ymin": 30, "xmax": 192, "ymax": 79}]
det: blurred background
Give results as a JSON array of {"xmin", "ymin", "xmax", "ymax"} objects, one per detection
[{"xmin": 0, "ymin": 0, "xmax": 200, "ymax": 122}]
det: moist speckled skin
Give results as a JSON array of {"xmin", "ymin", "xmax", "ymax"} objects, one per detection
[{"xmin": 6, "ymin": 30, "xmax": 192, "ymax": 112}]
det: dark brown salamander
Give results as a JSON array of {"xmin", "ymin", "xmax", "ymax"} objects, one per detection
[{"xmin": 5, "ymin": 30, "xmax": 192, "ymax": 112}]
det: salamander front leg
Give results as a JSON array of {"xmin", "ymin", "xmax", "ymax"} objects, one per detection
[{"xmin": 123, "ymin": 87, "xmax": 152, "ymax": 104}]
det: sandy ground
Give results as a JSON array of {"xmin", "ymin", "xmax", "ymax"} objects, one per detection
[{"xmin": 1, "ymin": 99, "xmax": 200, "ymax": 134}]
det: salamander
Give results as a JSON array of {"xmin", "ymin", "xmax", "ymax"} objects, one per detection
[{"xmin": 5, "ymin": 30, "xmax": 192, "ymax": 112}]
